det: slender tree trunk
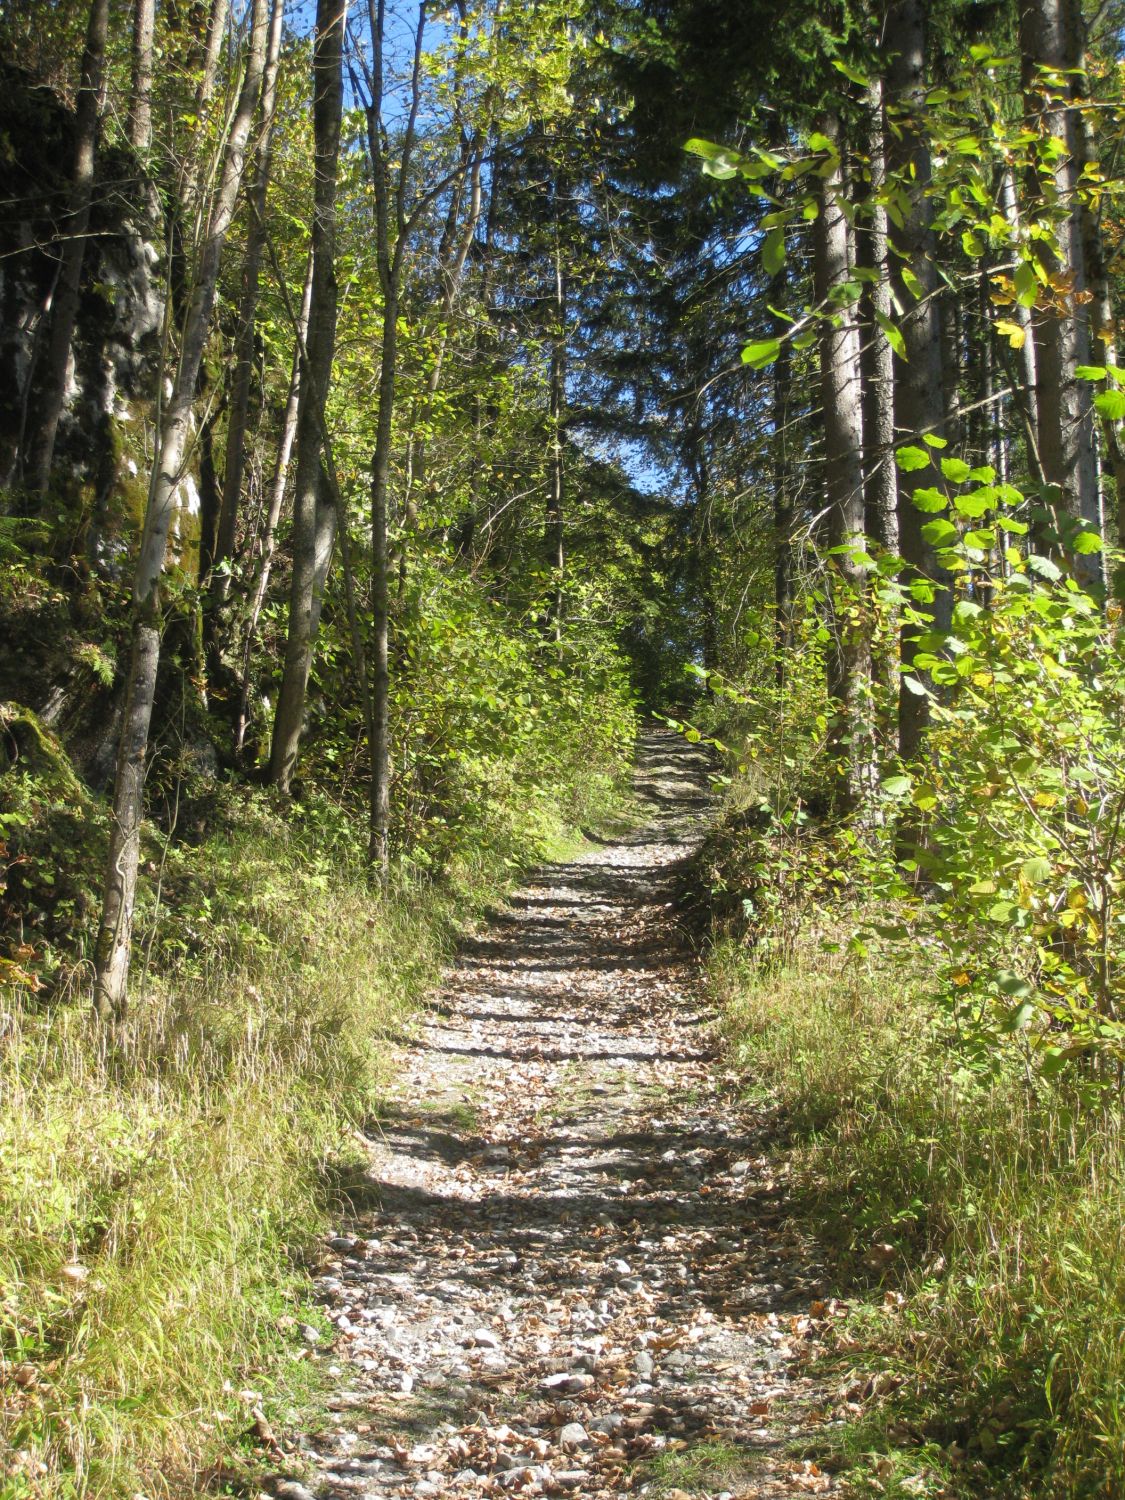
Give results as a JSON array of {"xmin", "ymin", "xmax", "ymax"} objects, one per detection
[
  {"xmin": 128, "ymin": 0, "xmax": 155, "ymax": 153},
  {"xmin": 93, "ymin": 0, "xmax": 269, "ymax": 1024},
  {"xmin": 884, "ymin": 0, "xmax": 949, "ymax": 762},
  {"xmin": 211, "ymin": 0, "xmax": 285, "ymax": 610},
  {"xmin": 236, "ymin": 252, "xmax": 313, "ymax": 757},
  {"xmin": 858, "ymin": 81, "xmax": 899, "ymax": 751},
  {"xmin": 23, "ymin": 0, "xmax": 110, "ymax": 495},
  {"xmin": 1018, "ymin": 0, "xmax": 1101, "ymax": 584},
  {"xmin": 546, "ymin": 243, "xmax": 567, "ymax": 637},
  {"xmin": 365, "ymin": 0, "xmax": 427, "ymax": 879},
  {"xmin": 369, "ymin": 307, "xmax": 396, "ymax": 876},
  {"xmin": 269, "ymin": 0, "xmax": 348, "ymax": 791},
  {"xmin": 859, "ymin": 81, "xmax": 898, "ymax": 556},
  {"xmin": 770, "ymin": 269, "xmax": 793, "ymax": 682},
  {"xmin": 999, "ymin": 168, "xmax": 1041, "ymax": 460},
  {"xmin": 397, "ymin": 142, "xmax": 485, "ymax": 595},
  {"xmin": 814, "ymin": 115, "xmax": 873, "ymax": 817},
  {"xmin": 1084, "ymin": 199, "xmax": 1125, "ymax": 591}
]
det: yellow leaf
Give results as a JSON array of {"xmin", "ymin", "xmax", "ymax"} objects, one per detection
[
  {"xmin": 995, "ymin": 319, "xmax": 1026, "ymax": 349},
  {"xmin": 1032, "ymin": 791, "xmax": 1058, "ymax": 808}
]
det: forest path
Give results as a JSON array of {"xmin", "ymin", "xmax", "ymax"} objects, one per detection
[{"xmin": 287, "ymin": 729, "xmax": 832, "ymax": 1500}]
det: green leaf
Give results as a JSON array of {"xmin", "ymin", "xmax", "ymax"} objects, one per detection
[
  {"xmin": 896, "ymin": 445, "xmax": 931, "ymax": 472},
  {"xmin": 954, "ymin": 487, "xmax": 994, "ymax": 519},
  {"xmin": 874, "ymin": 308, "xmax": 906, "ymax": 359},
  {"xmin": 912, "ymin": 486, "xmax": 948, "ymax": 513},
  {"xmin": 1072, "ymin": 530, "xmax": 1103, "ymax": 555},
  {"xmin": 1014, "ymin": 261, "xmax": 1039, "ymax": 309},
  {"xmin": 807, "ymin": 130, "xmax": 836, "ymax": 154},
  {"xmin": 741, "ymin": 338, "xmax": 781, "ymax": 369},
  {"xmin": 1027, "ymin": 553, "xmax": 1062, "ymax": 581},
  {"xmin": 832, "ymin": 58, "xmax": 870, "ymax": 86},
  {"xmin": 1076, "ymin": 364, "xmax": 1107, "ymax": 381},
  {"xmin": 762, "ymin": 229, "xmax": 786, "ymax": 276},
  {"xmin": 685, "ymin": 137, "xmax": 731, "ymax": 161},
  {"xmin": 922, "ymin": 518, "xmax": 959, "ymax": 545},
  {"xmin": 901, "ymin": 266, "xmax": 925, "ymax": 302},
  {"xmin": 881, "ymin": 774, "xmax": 913, "ymax": 797},
  {"xmin": 941, "ymin": 457, "xmax": 972, "ymax": 484},
  {"xmin": 1095, "ymin": 389, "xmax": 1125, "ymax": 420},
  {"xmin": 923, "ymin": 434, "xmax": 948, "ymax": 449},
  {"xmin": 1021, "ymin": 856, "xmax": 1052, "ymax": 883}
]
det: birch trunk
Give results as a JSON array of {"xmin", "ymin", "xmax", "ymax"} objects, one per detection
[
  {"xmin": 236, "ymin": 252, "xmax": 314, "ymax": 757},
  {"xmin": 212, "ymin": 0, "xmax": 286, "ymax": 606},
  {"xmin": 93, "ymin": 0, "xmax": 269, "ymax": 1024},
  {"xmin": 269, "ymin": 0, "xmax": 349, "ymax": 791},
  {"xmin": 814, "ymin": 115, "xmax": 873, "ymax": 817},
  {"xmin": 884, "ymin": 0, "xmax": 950, "ymax": 762}
]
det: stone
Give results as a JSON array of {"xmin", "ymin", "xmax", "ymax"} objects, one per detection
[
  {"xmin": 466, "ymin": 1328, "xmax": 501, "ymax": 1349},
  {"xmin": 558, "ymin": 1422, "xmax": 589, "ymax": 1451},
  {"xmin": 589, "ymin": 1413, "xmax": 625, "ymax": 1435},
  {"xmin": 270, "ymin": 1482, "xmax": 318, "ymax": 1500},
  {"xmin": 633, "ymin": 1351, "xmax": 654, "ymax": 1378},
  {"xmin": 541, "ymin": 1371, "xmax": 593, "ymax": 1394}
]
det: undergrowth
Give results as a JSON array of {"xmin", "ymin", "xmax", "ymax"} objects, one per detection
[
  {"xmin": 0, "ymin": 708, "xmax": 633, "ymax": 1497},
  {"xmin": 710, "ymin": 928, "xmax": 1125, "ymax": 1499}
]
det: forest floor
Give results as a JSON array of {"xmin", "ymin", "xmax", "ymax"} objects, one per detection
[{"xmin": 272, "ymin": 729, "xmax": 840, "ymax": 1500}]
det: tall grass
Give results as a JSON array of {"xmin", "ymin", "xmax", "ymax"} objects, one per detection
[
  {"xmin": 711, "ymin": 936, "xmax": 1125, "ymax": 1499},
  {"xmin": 0, "ymin": 750, "xmax": 630, "ymax": 1497}
]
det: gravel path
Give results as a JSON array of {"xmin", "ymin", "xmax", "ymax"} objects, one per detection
[{"xmin": 281, "ymin": 729, "xmax": 835, "ymax": 1499}]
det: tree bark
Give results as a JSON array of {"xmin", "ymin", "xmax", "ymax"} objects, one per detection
[
  {"xmin": 884, "ymin": 0, "xmax": 950, "ymax": 762},
  {"xmin": 770, "ymin": 268, "xmax": 793, "ymax": 681},
  {"xmin": 365, "ymin": 0, "xmax": 427, "ymax": 879},
  {"xmin": 269, "ymin": 0, "xmax": 349, "ymax": 792},
  {"xmin": 1018, "ymin": 0, "xmax": 1101, "ymax": 585},
  {"xmin": 23, "ymin": 0, "xmax": 110, "ymax": 495},
  {"xmin": 546, "ymin": 238, "xmax": 567, "ymax": 637},
  {"xmin": 93, "ymin": 0, "xmax": 269, "ymax": 1024},
  {"xmin": 859, "ymin": 80, "xmax": 898, "ymax": 554},
  {"xmin": 128, "ymin": 0, "xmax": 155, "ymax": 153},
  {"xmin": 211, "ymin": 0, "xmax": 286, "ymax": 607},
  {"xmin": 236, "ymin": 251, "xmax": 314, "ymax": 757},
  {"xmin": 814, "ymin": 114, "xmax": 873, "ymax": 817}
]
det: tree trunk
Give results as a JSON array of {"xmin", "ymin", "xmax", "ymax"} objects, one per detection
[
  {"xmin": 884, "ymin": 0, "xmax": 950, "ymax": 763},
  {"xmin": 397, "ymin": 141, "xmax": 485, "ymax": 595},
  {"xmin": 236, "ymin": 251, "xmax": 314, "ymax": 757},
  {"xmin": 365, "ymin": 0, "xmax": 428, "ymax": 880},
  {"xmin": 93, "ymin": 0, "xmax": 269, "ymax": 1024},
  {"xmin": 211, "ymin": 0, "xmax": 286, "ymax": 609},
  {"xmin": 814, "ymin": 114, "xmax": 873, "ymax": 817},
  {"xmin": 269, "ymin": 0, "xmax": 348, "ymax": 792},
  {"xmin": 546, "ymin": 243, "xmax": 567, "ymax": 637},
  {"xmin": 770, "ymin": 268, "xmax": 793, "ymax": 681},
  {"xmin": 369, "ymin": 313, "xmax": 395, "ymax": 877},
  {"xmin": 999, "ymin": 167, "xmax": 1041, "ymax": 465},
  {"xmin": 23, "ymin": 0, "xmax": 110, "ymax": 495},
  {"xmin": 1018, "ymin": 0, "xmax": 1101, "ymax": 584},
  {"xmin": 128, "ymin": 0, "xmax": 155, "ymax": 153},
  {"xmin": 857, "ymin": 81, "xmax": 899, "ymax": 751}
]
